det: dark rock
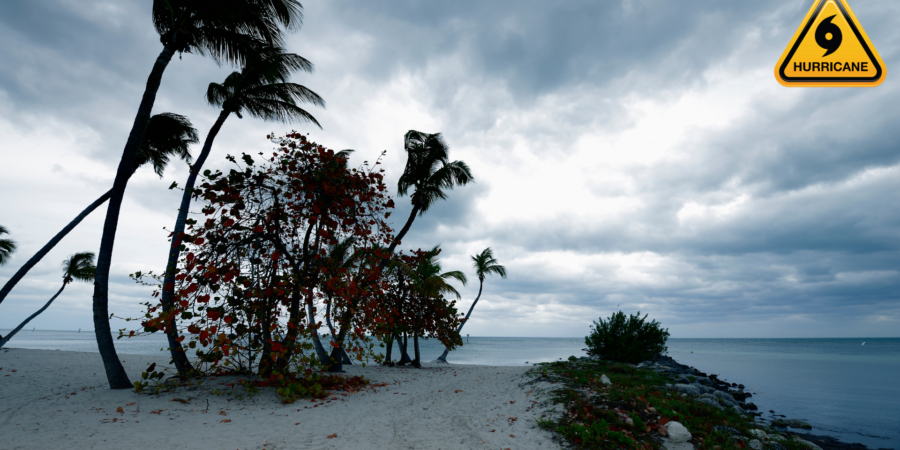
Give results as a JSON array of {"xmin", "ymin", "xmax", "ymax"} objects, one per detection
[
  {"xmin": 713, "ymin": 425, "xmax": 742, "ymax": 437},
  {"xmin": 769, "ymin": 442, "xmax": 788, "ymax": 450},
  {"xmin": 743, "ymin": 402, "xmax": 759, "ymax": 411},
  {"xmin": 783, "ymin": 419, "xmax": 811, "ymax": 429}
]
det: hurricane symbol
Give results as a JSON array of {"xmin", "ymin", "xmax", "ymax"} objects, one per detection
[{"xmin": 815, "ymin": 15, "xmax": 842, "ymax": 57}]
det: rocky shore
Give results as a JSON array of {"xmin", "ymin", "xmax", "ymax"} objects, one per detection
[{"xmin": 636, "ymin": 354, "xmax": 893, "ymax": 450}]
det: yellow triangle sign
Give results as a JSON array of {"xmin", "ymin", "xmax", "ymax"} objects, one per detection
[{"xmin": 775, "ymin": 0, "xmax": 886, "ymax": 87}]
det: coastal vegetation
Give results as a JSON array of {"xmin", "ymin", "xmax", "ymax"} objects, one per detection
[
  {"xmin": 530, "ymin": 358, "xmax": 813, "ymax": 450},
  {"xmin": 585, "ymin": 311, "xmax": 670, "ymax": 364},
  {"xmin": 90, "ymin": 0, "xmax": 308, "ymax": 389},
  {"xmin": 157, "ymin": 45, "xmax": 323, "ymax": 376},
  {"xmin": 124, "ymin": 130, "xmax": 472, "ymax": 401}
]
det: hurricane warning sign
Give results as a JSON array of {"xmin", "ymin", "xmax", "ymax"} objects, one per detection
[{"xmin": 775, "ymin": 0, "xmax": 886, "ymax": 87}]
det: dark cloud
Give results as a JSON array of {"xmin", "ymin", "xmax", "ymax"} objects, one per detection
[{"xmin": 1, "ymin": 0, "xmax": 899, "ymax": 337}]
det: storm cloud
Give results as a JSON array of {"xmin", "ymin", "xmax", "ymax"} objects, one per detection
[{"xmin": 1, "ymin": 0, "xmax": 898, "ymax": 338}]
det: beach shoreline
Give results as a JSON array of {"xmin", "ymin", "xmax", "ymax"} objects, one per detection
[{"xmin": 0, "ymin": 347, "xmax": 562, "ymax": 450}]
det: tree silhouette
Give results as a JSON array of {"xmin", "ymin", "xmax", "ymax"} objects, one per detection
[
  {"xmin": 158, "ymin": 45, "xmax": 323, "ymax": 375},
  {"xmin": 436, "ymin": 247, "xmax": 506, "ymax": 362},
  {"xmin": 0, "ymin": 114, "xmax": 197, "ymax": 309},
  {"xmin": 0, "ymin": 252, "xmax": 96, "ymax": 348},
  {"xmin": 92, "ymin": 0, "xmax": 305, "ymax": 389}
]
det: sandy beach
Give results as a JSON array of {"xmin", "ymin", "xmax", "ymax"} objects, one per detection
[{"xmin": 0, "ymin": 348, "xmax": 559, "ymax": 449}]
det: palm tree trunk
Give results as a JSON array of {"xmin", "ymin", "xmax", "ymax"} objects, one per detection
[
  {"xmin": 93, "ymin": 46, "xmax": 176, "ymax": 390},
  {"xmin": 397, "ymin": 333, "xmax": 412, "ymax": 365},
  {"xmin": 380, "ymin": 205, "xmax": 420, "ymax": 268},
  {"xmin": 0, "ymin": 283, "xmax": 67, "ymax": 348},
  {"xmin": 413, "ymin": 331, "xmax": 421, "ymax": 368},
  {"xmin": 0, "ymin": 191, "xmax": 110, "ymax": 307},
  {"xmin": 383, "ymin": 334, "xmax": 394, "ymax": 365},
  {"xmin": 158, "ymin": 109, "xmax": 231, "ymax": 375},
  {"xmin": 436, "ymin": 280, "xmax": 483, "ymax": 362}
]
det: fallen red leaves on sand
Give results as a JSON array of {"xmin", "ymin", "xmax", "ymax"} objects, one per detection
[{"xmin": 327, "ymin": 433, "xmax": 337, "ymax": 439}]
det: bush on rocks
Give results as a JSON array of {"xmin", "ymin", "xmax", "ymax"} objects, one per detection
[{"xmin": 584, "ymin": 310, "xmax": 670, "ymax": 364}]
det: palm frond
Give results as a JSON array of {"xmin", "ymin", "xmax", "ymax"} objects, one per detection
[
  {"xmin": 136, "ymin": 113, "xmax": 198, "ymax": 177},
  {"xmin": 472, "ymin": 248, "xmax": 507, "ymax": 281},
  {"xmin": 396, "ymin": 130, "xmax": 473, "ymax": 214},
  {"xmin": 62, "ymin": 252, "xmax": 96, "ymax": 284},
  {"xmin": 152, "ymin": 0, "xmax": 303, "ymax": 66},
  {"xmin": 0, "ymin": 224, "xmax": 16, "ymax": 265}
]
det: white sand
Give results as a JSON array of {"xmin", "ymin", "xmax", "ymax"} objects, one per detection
[{"xmin": 0, "ymin": 348, "xmax": 560, "ymax": 449}]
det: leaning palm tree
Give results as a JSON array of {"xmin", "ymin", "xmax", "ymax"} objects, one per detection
[
  {"xmin": 436, "ymin": 247, "xmax": 506, "ymax": 362},
  {"xmin": 0, "ymin": 114, "xmax": 197, "ymax": 310},
  {"xmin": 0, "ymin": 252, "xmax": 96, "ymax": 349},
  {"xmin": 382, "ymin": 131, "xmax": 474, "ymax": 265},
  {"xmin": 403, "ymin": 246, "xmax": 467, "ymax": 368},
  {"xmin": 320, "ymin": 132, "xmax": 472, "ymax": 372},
  {"xmin": 92, "ymin": 0, "xmax": 304, "ymax": 389},
  {"xmin": 0, "ymin": 225, "xmax": 15, "ymax": 266},
  {"xmin": 159, "ymin": 45, "xmax": 323, "ymax": 375}
]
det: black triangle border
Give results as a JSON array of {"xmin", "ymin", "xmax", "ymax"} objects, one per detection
[{"xmin": 779, "ymin": 0, "xmax": 883, "ymax": 83}]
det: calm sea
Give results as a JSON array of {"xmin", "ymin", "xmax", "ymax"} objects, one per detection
[{"xmin": 3, "ymin": 331, "xmax": 897, "ymax": 449}]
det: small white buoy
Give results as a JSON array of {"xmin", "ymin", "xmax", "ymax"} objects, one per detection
[{"xmin": 861, "ymin": 342, "xmax": 866, "ymax": 346}]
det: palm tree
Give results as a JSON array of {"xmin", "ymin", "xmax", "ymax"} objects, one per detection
[
  {"xmin": 0, "ymin": 114, "xmax": 197, "ymax": 309},
  {"xmin": 403, "ymin": 246, "xmax": 467, "ymax": 368},
  {"xmin": 323, "ymin": 132, "xmax": 472, "ymax": 372},
  {"xmin": 0, "ymin": 252, "xmax": 96, "ymax": 349},
  {"xmin": 0, "ymin": 225, "xmax": 15, "ymax": 266},
  {"xmin": 382, "ymin": 132, "xmax": 474, "ymax": 265},
  {"xmin": 92, "ymin": 0, "xmax": 304, "ymax": 389},
  {"xmin": 436, "ymin": 247, "xmax": 506, "ymax": 362},
  {"xmin": 159, "ymin": 46, "xmax": 323, "ymax": 375}
]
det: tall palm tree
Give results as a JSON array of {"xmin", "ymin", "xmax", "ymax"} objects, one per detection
[
  {"xmin": 0, "ymin": 252, "xmax": 96, "ymax": 349},
  {"xmin": 382, "ymin": 131, "xmax": 473, "ymax": 266},
  {"xmin": 403, "ymin": 246, "xmax": 467, "ymax": 368},
  {"xmin": 159, "ymin": 46, "xmax": 323, "ymax": 375},
  {"xmin": 436, "ymin": 247, "xmax": 506, "ymax": 362},
  {"xmin": 0, "ymin": 114, "xmax": 197, "ymax": 309},
  {"xmin": 0, "ymin": 225, "xmax": 15, "ymax": 266},
  {"xmin": 92, "ymin": 0, "xmax": 304, "ymax": 389}
]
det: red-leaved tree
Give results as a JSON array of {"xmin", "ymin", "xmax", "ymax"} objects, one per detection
[{"xmin": 130, "ymin": 133, "xmax": 394, "ymax": 400}]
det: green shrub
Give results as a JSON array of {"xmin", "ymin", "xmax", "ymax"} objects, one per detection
[{"xmin": 585, "ymin": 311, "xmax": 669, "ymax": 363}]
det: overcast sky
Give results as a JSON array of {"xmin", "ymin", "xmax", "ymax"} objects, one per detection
[{"xmin": 1, "ymin": 0, "xmax": 899, "ymax": 338}]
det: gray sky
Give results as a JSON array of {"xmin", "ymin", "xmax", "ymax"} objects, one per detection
[{"xmin": 1, "ymin": 0, "xmax": 899, "ymax": 338}]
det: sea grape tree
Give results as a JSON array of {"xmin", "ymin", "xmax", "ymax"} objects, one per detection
[{"xmin": 131, "ymin": 133, "xmax": 395, "ymax": 398}]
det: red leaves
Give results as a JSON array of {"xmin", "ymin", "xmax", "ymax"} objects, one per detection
[{"xmin": 207, "ymin": 310, "xmax": 221, "ymax": 321}]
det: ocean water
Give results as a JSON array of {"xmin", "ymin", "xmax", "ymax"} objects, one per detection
[{"xmin": 3, "ymin": 331, "xmax": 897, "ymax": 449}]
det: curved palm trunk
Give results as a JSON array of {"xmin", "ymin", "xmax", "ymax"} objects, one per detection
[
  {"xmin": 159, "ymin": 109, "xmax": 231, "ymax": 375},
  {"xmin": 0, "ymin": 191, "xmax": 110, "ymax": 307},
  {"xmin": 327, "ymin": 204, "xmax": 422, "ymax": 371},
  {"xmin": 396, "ymin": 333, "xmax": 412, "ymax": 365},
  {"xmin": 380, "ymin": 205, "xmax": 420, "ymax": 269},
  {"xmin": 93, "ymin": 46, "xmax": 176, "ymax": 389},
  {"xmin": 436, "ymin": 280, "xmax": 483, "ymax": 362},
  {"xmin": 0, "ymin": 283, "xmax": 67, "ymax": 349}
]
